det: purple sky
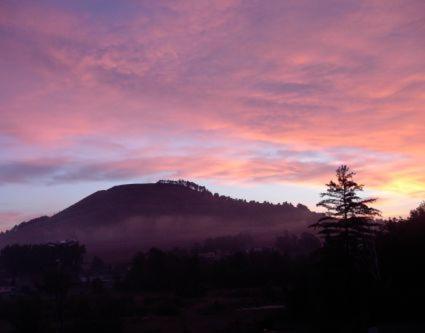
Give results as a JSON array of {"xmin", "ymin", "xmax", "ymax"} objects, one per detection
[{"xmin": 1, "ymin": 0, "xmax": 424, "ymax": 230}]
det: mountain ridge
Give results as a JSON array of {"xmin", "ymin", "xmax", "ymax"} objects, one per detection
[{"xmin": 0, "ymin": 180, "xmax": 322, "ymax": 260}]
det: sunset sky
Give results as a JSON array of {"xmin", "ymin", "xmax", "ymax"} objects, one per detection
[{"xmin": 1, "ymin": 0, "xmax": 424, "ymax": 230}]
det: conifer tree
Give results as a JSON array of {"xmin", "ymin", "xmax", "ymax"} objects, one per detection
[{"xmin": 311, "ymin": 165, "xmax": 380, "ymax": 259}]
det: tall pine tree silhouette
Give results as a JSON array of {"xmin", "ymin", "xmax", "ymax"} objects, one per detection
[{"xmin": 311, "ymin": 165, "xmax": 380, "ymax": 275}]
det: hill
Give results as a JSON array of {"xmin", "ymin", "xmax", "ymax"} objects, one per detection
[{"xmin": 0, "ymin": 180, "xmax": 321, "ymax": 260}]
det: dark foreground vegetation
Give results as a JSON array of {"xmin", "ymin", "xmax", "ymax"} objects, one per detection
[{"xmin": 0, "ymin": 167, "xmax": 424, "ymax": 332}]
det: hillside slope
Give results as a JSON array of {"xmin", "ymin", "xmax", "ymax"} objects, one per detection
[{"xmin": 0, "ymin": 181, "xmax": 321, "ymax": 260}]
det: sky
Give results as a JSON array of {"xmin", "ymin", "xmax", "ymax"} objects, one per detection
[{"xmin": 0, "ymin": 0, "xmax": 424, "ymax": 230}]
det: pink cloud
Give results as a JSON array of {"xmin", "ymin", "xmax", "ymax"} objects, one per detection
[{"xmin": 0, "ymin": 0, "xmax": 424, "ymax": 217}]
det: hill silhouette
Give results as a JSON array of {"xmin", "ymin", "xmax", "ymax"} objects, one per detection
[{"xmin": 0, "ymin": 180, "xmax": 321, "ymax": 261}]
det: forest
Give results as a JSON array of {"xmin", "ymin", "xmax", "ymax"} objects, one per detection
[{"xmin": 0, "ymin": 166, "xmax": 424, "ymax": 333}]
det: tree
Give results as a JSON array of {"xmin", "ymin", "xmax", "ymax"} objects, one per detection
[
  {"xmin": 311, "ymin": 165, "xmax": 381, "ymax": 277},
  {"xmin": 308, "ymin": 166, "xmax": 382, "ymax": 328},
  {"xmin": 409, "ymin": 201, "xmax": 425, "ymax": 223},
  {"xmin": 0, "ymin": 242, "xmax": 85, "ymax": 331}
]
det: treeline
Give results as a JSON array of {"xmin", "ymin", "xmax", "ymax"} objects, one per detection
[
  {"xmin": 0, "ymin": 204, "xmax": 424, "ymax": 331},
  {"xmin": 287, "ymin": 202, "xmax": 425, "ymax": 331},
  {"xmin": 0, "ymin": 167, "xmax": 424, "ymax": 332},
  {"xmin": 190, "ymin": 232, "xmax": 321, "ymax": 256},
  {"xmin": 0, "ymin": 232, "xmax": 321, "ymax": 295},
  {"xmin": 124, "ymin": 248, "xmax": 298, "ymax": 294},
  {"xmin": 155, "ymin": 179, "xmax": 315, "ymax": 216},
  {"xmin": 0, "ymin": 242, "xmax": 85, "ymax": 279},
  {"xmin": 116, "ymin": 201, "xmax": 425, "ymax": 328},
  {"xmin": 157, "ymin": 179, "xmax": 211, "ymax": 194}
]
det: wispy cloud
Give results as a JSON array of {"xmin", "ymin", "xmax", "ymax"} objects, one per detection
[{"xmin": 0, "ymin": 0, "xmax": 424, "ymax": 220}]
